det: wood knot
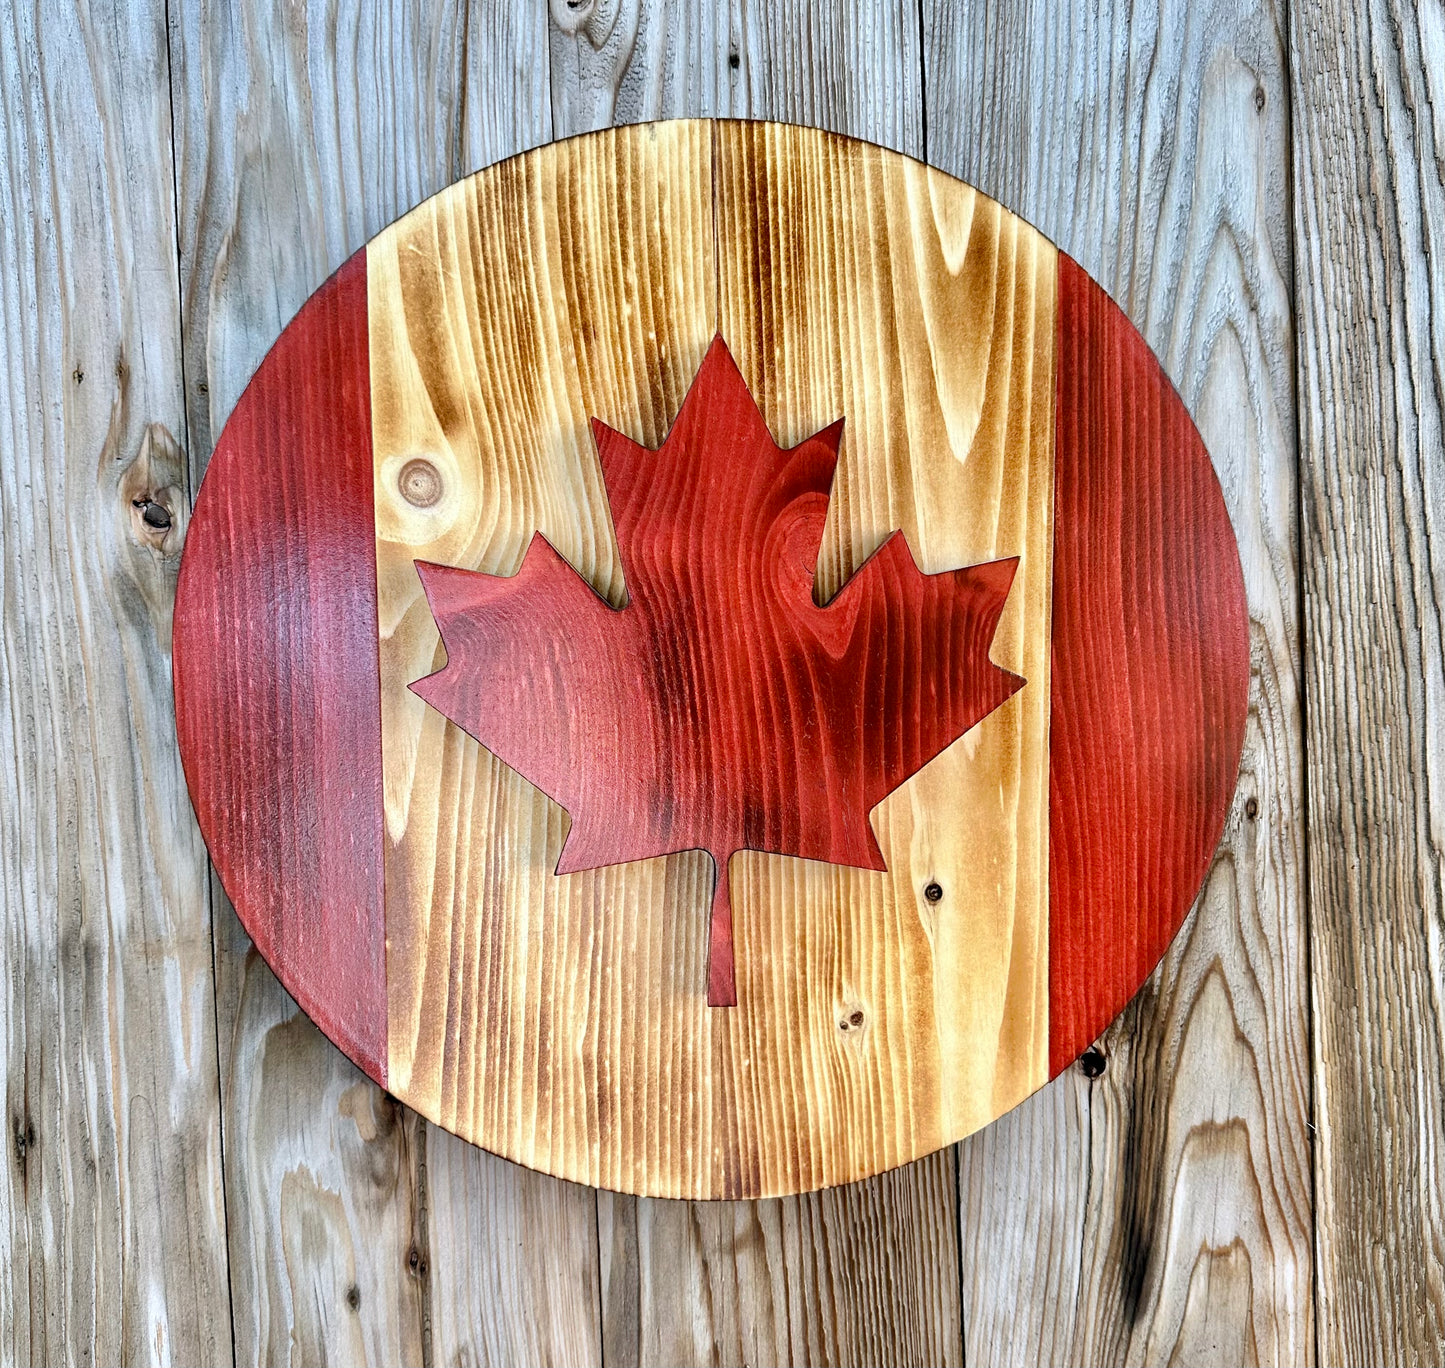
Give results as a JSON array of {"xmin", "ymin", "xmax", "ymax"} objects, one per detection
[
  {"xmin": 345, "ymin": 1284, "xmax": 361, "ymax": 1312},
  {"xmin": 1245, "ymin": 796, "xmax": 1259, "ymax": 821},
  {"xmin": 923, "ymin": 881, "xmax": 944, "ymax": 904},
  {"xmin": 398, "ymin": 457, "xmax": 443, "ymax": 508},
  {"xmin": 550, "ymin": 0, "xmax": 599, "ymax": 37},
  {"xmin": 13, "ymin": 1112, "xmax": 34, "ymax": 1167},
  {"xmin": 118, "ymin": 424, "xmax": 188, "ymax": 558},
  {"xmin": 1079, "ymin": 1047, "xmax": 1107, "ymax": 1079},
  {"xmin": 838, "ymin": 1006, "xmax": 866, "ymax": 1033}
]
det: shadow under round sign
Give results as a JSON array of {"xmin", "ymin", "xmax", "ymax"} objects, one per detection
[{"xmin": 172, "ymin": 120, "xmax": 1249, "ymax": 1201}]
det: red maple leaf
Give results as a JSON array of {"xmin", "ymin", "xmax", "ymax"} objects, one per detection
[{"xmin": 411, "ymin": 337, "xmax": 1023, "ymax": 1006}]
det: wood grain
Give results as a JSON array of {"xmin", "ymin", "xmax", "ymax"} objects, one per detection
[
  {"xmin": 175, "ymin": 251, "xmax": 389, "ymax": 1083},
  {"xmin": 412, "ymin": 336, "xmax": 1023, "ymax": 1006},
  {"xmin": 424, "ymin": 1131, "xmax": 602, "ymax": 1367},
  {"xmin": 926, "ymin": 0, "xmax": 1313, "ymax": 1361},
  {"xmin": 169, "ymin": 7, "xmax": 450, "ymax": 1359},
  {"xmin": 546, "ymin": 10, "xmax": 965, "ymax": 1357},
  {"xmin": 1049, "ymin": 256, "xmax": 1250, "ymax": 1070},
  {"xmin": 220, "ymin": 990, "xmax": 425, "ymax": 1365},
  {"xmin": 370, "ymin": 121, "xmax": 1059, "ymax": 1197},
  {"xmin": 370, "ymin": 120, "xmax": 714, "ymax": 1195},
  {"xmin": 599, "ymin": 1159, "xmax": 964, "ymax": 1368},
  {"xmin": 458, "ymin": 0, "xmax": 551, "ymax": 175},
  {"xmin": 550, "ymin": 12, "xmax": 962, "ymax": 1362},
  {"xmin": 28, "ymin": 0, "xmax": 1443, "ymax": 1360},
  {"xmin": 168, "ymin": 3, "xmax": 601, "ymax": 1364},
  {"xmin": 715, "ymin": 118, "xmax": 1060, "ymax": 1144},
  {"xmin": 1292, "ymin": 0, "xmax": 1445, "ymax": 1361},
  {"xmin": 547, "ymin": 0, "xmax": 923, "ymax": 154},
  {"xmin": 0, "ymin": 1, "xmax": 230, "ymax": 1363}
]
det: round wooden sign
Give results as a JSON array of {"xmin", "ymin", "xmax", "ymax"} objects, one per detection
[{"xmin": 174, "ymin": 120, "xmax": 1248, "ymax": 1199}]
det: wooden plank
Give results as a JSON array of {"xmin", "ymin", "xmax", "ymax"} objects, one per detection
[
  {"xmin": 1291, "ymin": 1, "xmax": 1445, "ymax": 1361},
  {"xmin": 599, "ymin": 1159, "xmax": 962, "ymax": 1367},
  {"xmin": 459, "ymin": 0, "xmax": 551, "ymax": 174},
  {"xmin": 445, "ymin": 8, "xmax": 608, "ymax": 1364},
  {"xmin": 424, "ymin": 1145, "xmax": 602, "ymax": 1368},
  {"xmin": 370, "ymin": 121, "xmax": 716, "ymax": 1195},
  {"xmin": 168, "ymin": 3, "xmax": 601, "ymax": 1364},
  {"xmin": 926, "ymin": 0, "xmax": 1314, "ymax": 1362},
  {"xmin": 368, "ymin": 120, "xmax": 1061, "ymax": 1200},
  {"xmin": 715, "ymin": 118, "xmax": 1057, "ymax": 1162},
  {"xmin": 547, "ymin": 6, "xmax": 962, "ymax": 1361},
  {"xmin": 219, "ymin": 1004, "xmax": 424, "ymax": 1364},
  {"xmin": 1048, "ymin": 256, "xmax": 1250, "ymax": 1072},
  {"xmin": 0, "ymin": 2, "xmax": 231, "ymax": 1364},
  {"xmin": 548, "ymin": 0, "xmax": 924, "ymax": 150},
  {"xmin": 175, "ymin": 252, "xmax": 389, "ymax": 1084}
]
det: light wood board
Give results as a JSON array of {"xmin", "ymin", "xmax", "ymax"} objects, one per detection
[
  {"xmin": 167, "ymin": 1, "xmax": 601, "ymax": 1363},
  {"xmin": 368, "ymin": 120, "xmax": 1057, "ymax": 1199},
  {"xmin": 926, "ymin": 0, "xmax": 1315, "ymax": 1362},
  {"xmin": 0, "ymin": 2, "xmax": 229, "ymax": 1364},
  {"xmin": 1292, "ymin": 0, "xmax": 1445, "ymax": 1361}
]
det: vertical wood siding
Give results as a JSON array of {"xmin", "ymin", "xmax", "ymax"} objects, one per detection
[{"xmin": 0, "ymin": 0, "xmax": 1438, "ymax": 1364}]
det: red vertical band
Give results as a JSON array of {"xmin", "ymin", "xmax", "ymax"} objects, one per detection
[
  {"xmin": 174, "ymin": 251, "xmax": 387, "ymax": 1084},
  {"xmin": 1047, "ymin": 255, "xmax": 1250, "ymax": 1075}
]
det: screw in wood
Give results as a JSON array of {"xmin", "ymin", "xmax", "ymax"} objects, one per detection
[{"xmin": 132, "ymin": 497, "xmax": 172, "ymax": 531}]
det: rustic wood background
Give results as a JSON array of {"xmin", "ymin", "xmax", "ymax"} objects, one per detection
[{"xmin": 0, "ymin": 0, "xmax": 1438, "ymax": 1364}]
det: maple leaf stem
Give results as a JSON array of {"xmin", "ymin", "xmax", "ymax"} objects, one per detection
[{"xmin": 706, "ymin": 853, "xmax": 738, "ymax": 1008}]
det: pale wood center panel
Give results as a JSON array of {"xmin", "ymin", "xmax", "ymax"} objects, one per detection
[{"xmin": 369, "ymin": 119, "xmax": 1057, "ymax": 1198}]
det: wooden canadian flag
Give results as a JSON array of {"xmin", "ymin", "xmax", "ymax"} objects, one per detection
[{"xmin": 173, "ymin": 122, "xmax": 1248, "ymax": 1199}]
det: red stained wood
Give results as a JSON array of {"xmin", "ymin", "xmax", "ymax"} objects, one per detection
[
  {"xmin": 1047, "ymin": 255, "xmax": 1251, "ymax": 1075},
  {"xmin": 172, "ymin": 250, "xmax": 387, "ymax": 1084},
  {"xmin": 411, "ymin": 336, "xmax": 1024, "ymax": 1006}
]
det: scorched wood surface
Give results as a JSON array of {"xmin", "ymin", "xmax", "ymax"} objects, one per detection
[{"xmin": 172, "ymin": 121, "xmax": 1248, "ymax": 1201}]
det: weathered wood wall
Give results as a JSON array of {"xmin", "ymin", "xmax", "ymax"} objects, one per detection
[{"xmin": 0, "ymin": 0, "xmax": 1439, "ymax": 1364}]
